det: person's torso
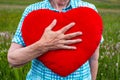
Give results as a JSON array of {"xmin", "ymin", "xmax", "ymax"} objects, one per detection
[{"xmin": 25, "ymin": 0, "xmax": 97, "ymax": 80}]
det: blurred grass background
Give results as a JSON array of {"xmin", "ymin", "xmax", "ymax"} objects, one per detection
[{"xmin": 0, "ymin": 0, "xmax": 120, "ymax": 80}]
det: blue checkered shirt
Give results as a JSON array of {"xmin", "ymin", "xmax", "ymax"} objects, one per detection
[{"xmin": 12, "ymin": 0, "xmax": 102, "ymax": 80}]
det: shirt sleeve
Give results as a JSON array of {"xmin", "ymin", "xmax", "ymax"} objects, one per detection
[
  {"xmin": 12, "ymin": 6, "xmax": 33, "ymax": 46},
  {"xmin": 85, "ymin": 3, "xmax": 104, "ymax": 43},
  {"xmin": 92, "ymin": 4, "xmax": 104, "ymax": 43}
]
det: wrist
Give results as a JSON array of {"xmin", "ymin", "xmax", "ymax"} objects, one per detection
[
  {"xmin": 36, "ymin": 40, "xmax": 50, "ymax": 52},
  {"xmin": 28, "ymin": 41, "xmax": 49, "ymax": 56}
]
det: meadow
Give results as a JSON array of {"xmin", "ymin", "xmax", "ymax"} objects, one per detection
[{"xmin": 0, "ymin": 0, "xmax": 120, "ymax": 80}]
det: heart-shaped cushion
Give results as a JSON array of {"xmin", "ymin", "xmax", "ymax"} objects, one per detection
[{"xmin": 21, "ymin": 7, "xmax": 103, "ymax": 77}]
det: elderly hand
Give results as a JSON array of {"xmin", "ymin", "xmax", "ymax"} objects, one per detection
[{"xmin": 37, "ymin": 19, "xmax": 82, "ymax": 52}]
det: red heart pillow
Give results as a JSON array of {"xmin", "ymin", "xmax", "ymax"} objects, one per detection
[{"xmin": 21, "ymin": 7, "xmax": 103, "ymax": 77}]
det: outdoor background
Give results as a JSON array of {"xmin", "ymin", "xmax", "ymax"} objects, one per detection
[{"xmin": 0, "ymin": 0, "xmax": 120, "ymax": 80}]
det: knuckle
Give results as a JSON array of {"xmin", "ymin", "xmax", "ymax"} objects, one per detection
[
  {"xmin": 57, "ymin": 44, "xmax": 64, "ymax": 48},
  {"xmin": 58, "ymin": 33, "xmax": 65, "ymax": 38},
  {"xmin": 57, "ymin": 40, "xmax": 62, "ymax": 44},
  {"xmin": 56, "ymin": 31, "xmax": 62, "ymax": 34},
  {"xmin": 75, "ymin": 32, "xmax": 79, "ymax": 35},
  {"xmin": 45, "ymin": 27, "xmax": 50, "ymax": 31},
  {"xmin": 69, "ymin": 34, "xmax": 73, "ymax": 38},
  {"xmin": 67, "ymin": 35, "xmax": 73, "ymax": 39}
]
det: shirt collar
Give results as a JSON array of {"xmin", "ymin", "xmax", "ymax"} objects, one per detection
[{"xmin": 44, "ymin": 0, "xmax": 77, "ymax": 9}]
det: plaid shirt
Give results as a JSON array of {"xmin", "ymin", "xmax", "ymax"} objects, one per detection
[{"xmin": 12, "ymin": 0, "xmax": 100, "ymax": 80}]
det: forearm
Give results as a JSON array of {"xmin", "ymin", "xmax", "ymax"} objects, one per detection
[
  {"xmin": 89, "ymin": 45, "xmax": 100, "ymax": 80},
  {"xmin": 8, "ymin": 20, "xmax": 82, "ymax": 67},
  {"xmin": 8, "ymin": 41, "xmax": 48, "ymax": 67},
  {"xmin": 89, "ymin": 59, "xmax": 98, "ymax": 80}
]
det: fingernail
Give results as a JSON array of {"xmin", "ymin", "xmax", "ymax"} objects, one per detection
[
  {"xmin": 78, "ymin": 39, "xmax": 82, "ymax": 41},
  {"xmin": 76, "ymin": 32, "xmax": 82, "ymax": 35},
  {"xmin": 53, "ymin": 19, "xmax": 57, "ymax": 22},
  {"xmin": 73, "ymin": 47, "xmax": 77, "ymax": 49},
  {"xmin": 80, "ymin": 32, "xmax": 82, "ymax": 34},
  {"xmin": 72, "ymin": 22, "xmax": 75, "ymax": 25},
  {"xmin": 78, "ymin": 32, "xmax": 82, "ymax": 35}
]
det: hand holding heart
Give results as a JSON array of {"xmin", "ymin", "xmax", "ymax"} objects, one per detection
[
  {"xmin": 37, "ymin": 19, "xmax": 82, "ymax": 54},
  {"xmin": 22, "ymin": 7, "xmax": 103, "ymax": 76}
]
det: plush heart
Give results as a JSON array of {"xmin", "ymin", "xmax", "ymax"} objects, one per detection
[{"xmin": 21, "ymin": 7, "xmax": 103, "ymax": 77}]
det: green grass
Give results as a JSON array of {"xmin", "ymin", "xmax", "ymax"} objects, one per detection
[
  {"xmin": 84, "ymin": 0, "xmax": 120, "ymax": 9},
  {"xmin": 0, "ymin": 9, "xmax": 23, "ymax": 32},
  {"xmin": 97, "ymin": 12, "xmax": 120, "ymax": 80},
  {"xmin": 0, "ymin": 0, "xmax": 120, "ymax": 80},
  {"xmin": 0, "ymin": 0, "xmax": 41, "ymax": 5},
  {"xmin": 0, "ymin": 36, "xmax": 31, "ymax": 80}
]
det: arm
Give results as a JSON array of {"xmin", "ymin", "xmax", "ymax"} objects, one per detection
[
  {"xmin": 89, "ymin": 44, "xmax": 100, "ymax": 80},
  {"xmin": 8, "ymin": 42, "xmax": 48, "ymax": 67},
  {"xmin": 8, "ymin": 19, "xmax": 82, "ymax": 67}
]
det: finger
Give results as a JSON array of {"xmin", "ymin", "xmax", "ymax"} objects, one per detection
[
  {"xmin": 64, "ymin": 32, "xmax": 82, "ymax": 39},
  {"xmin": 47, "ymin": 19, "xmax": 57, "ymax": 30},
  {"xmin": 59, "ymin": 22, "xmax": 75, "ymax": 33},
  {"xmin": 62, "ymin": 39, "xmax": 82, "ymax": 45},
  {"xmin": 61, "ymin": 45, "xmax": 77, "ymax": 50}
]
